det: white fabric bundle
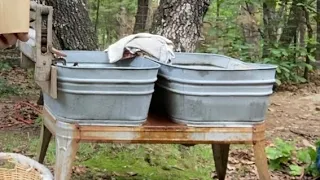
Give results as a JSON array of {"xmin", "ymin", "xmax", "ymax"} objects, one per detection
[
  {"xmin": 27, "ymin": 28, "xmax": 36, "ymax": 47},
  {"xmin": 105, "ymin": 33, "xmax": 175, "ymax": 64}
]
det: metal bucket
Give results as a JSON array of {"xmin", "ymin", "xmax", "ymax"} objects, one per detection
[
  {"xmin": 149, "ymin": 52, "xmax": 277, "ymax": 126},
  {"xmin": 43, "ymin": 51, "xmax": 160, "ymax": 126}
]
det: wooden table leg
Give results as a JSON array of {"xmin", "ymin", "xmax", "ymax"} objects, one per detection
[
  {"xmin": 37, "ymin": 122, "xmax": 52, "ymax": 163},
  {"xmin": 253, "ymin": 140, "xmax": 270, "ymax": 180},
  {"xmin": 212, "ymin": 144, "xmax": 230, "ymax": 180}
]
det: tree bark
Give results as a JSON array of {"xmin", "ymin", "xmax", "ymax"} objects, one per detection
[
  {"xmin": 279, "ymin": 0, "xmax": 302, "ymax": 46},
  {"xmin": 134, "ymin": 0, "xmax": 150, "ymax": 33},
  {"xmin": 151, "ymin": 0, "xmax": 211, "ymax": 52},
  {"xmin": 316, "ymin": 0, "xmax": 320, "ymax": 60},
  {"xmin": 43, "ymin": 0, "xmax": 98, "ymax": 50},
  {"xmin": 262, "ymin": 0, "xmax": 290, "ymax": 57},
  {"xmin": 262, "ymin": 1, "xmax": 277, "ymax": 57},
  {"xmin": 37, "ymin": 0, "xmax": 98, "ymax": 105},
  {"xmin": 298, "ymin": 17, "xmax": 306, "ymax": 47},
  {"xmin": 216, "ymin": 0, "xmax": 221, "ymax": 18},
  {"xmin": 94, "ymin": 0, "xmax": 101, "ymax": 34},
  {"xmin": 116, "ymin": 6, "xmax": 131, "ymax": 38},
  {"xmin": 238, "ymin": 2, "xmax": 260, "ymax": 58},
  {"xmin": 302, "ymin": 5, "xmax": 313, "ymax": 81},
  {"xmin": 263, "ymin": 1, "xmax": 277, "ymax": 43},
  {"xmin": 145, "ymin": 0, "xmax": 156, "ymax": 31}
]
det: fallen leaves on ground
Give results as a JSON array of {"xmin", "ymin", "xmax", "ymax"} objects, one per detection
[{"xmin": 0, "ymin": 100, "xmax": 42, "ymax": 130}]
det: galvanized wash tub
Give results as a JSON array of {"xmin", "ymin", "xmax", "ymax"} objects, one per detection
[
  {"xmin": 43, "ymin": 51, "xmax": 160, "ymax": 126},
  {"xmin": 149, "ymin": 52, "xmax": 277, "ymax": 126}
]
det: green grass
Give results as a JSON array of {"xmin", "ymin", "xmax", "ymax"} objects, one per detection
[
  {"xmin": 0, "ymin": 61, "xmax": 22, "ymax": 98},
  {"xmin": 0, "ymin": 131, "xmax": 251, "ymax": 180},
  {"xmin": 0, "ymin": 61, "xmax": 13, "ymax": 71},
  {"xmin": 0, "ymin": 78, "xmax": 21, "ymax": 98},
  {"xmin": 81, "ymin": 144, "xmax": 215, "ymax": 180}
]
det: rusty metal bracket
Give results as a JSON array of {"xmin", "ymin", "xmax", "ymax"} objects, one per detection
[{"xmin": 19, "ymin": 2, "xmax": 58, "ymax": 99}]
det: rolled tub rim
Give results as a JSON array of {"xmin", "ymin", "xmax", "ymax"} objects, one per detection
[
  {"xmin": 55, "ymin": 50, "xmax": 161, "ymax": 70},
  {"xmin": 145, "ymin": 52, "xmax": 278, "ymax": 71}
]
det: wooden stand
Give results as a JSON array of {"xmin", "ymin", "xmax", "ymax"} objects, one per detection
[{"xmin": 37, "ymin": 107, "xmax": 271, "ymax": 180}]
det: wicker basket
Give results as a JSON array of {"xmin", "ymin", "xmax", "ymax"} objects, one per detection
[{"xmin": 0, "ymin": 153, "xmax": 53, "ymax": 180}]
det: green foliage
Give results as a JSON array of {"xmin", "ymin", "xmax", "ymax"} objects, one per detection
[
  {"xmin": 266, "ymin": 138, "xmax": 295, "ymax": 170},
  {"xmin": 0, "ymin": 79, "xmax": 21, "ymax": 98},
  {"xmin": 87, "ymin": 0, "xmax": 318, "ymax": 86},
  {"xmin": 266, "ymin": 138, "xmax": 320, "ymax": 177},
  {"xmin": 35, "ymin": 116, "xmax": 43, "ymax": 126},
  {"xmin": 0, "ymin": 62, "xmax": 12, "ymax": 71},
  {"xmin": 297, "ymin": 147, "xmax": 315, "ymax": 164},
  {"xmin": 198, "ymin": 0, "xmax": 318, "ymax": 86},
  {"xmin": 0, "ymin": 60, "xmax": 22, "ymax": 98},
  {"xmin": 262, "ymin": 43, "xmax": 316, "ymax": 85},
  {"xmin": 289, "ymin": 164, "xmax": 304, "ymax": 176},
  {"xmin": 88, "ymin": 0, "xmax": 138, "ymax": 48}
]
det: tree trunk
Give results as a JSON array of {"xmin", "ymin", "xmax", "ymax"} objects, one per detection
[
  {"xmin": 37, "ymin": 0, "xmax": 98, "ymax": 105},
  {"xmin": 216, "ymin": 0, "xmax": 221, "ymax": 18},
  {"xmin": 262, "ymin": 1, "xmax": 277, "ymax": 57},
  {"xmin": 151, "ymin": 0, "xmax": 211, "ymax": 52},
  {"xmin": 43, "ymin": 0, "xmax": 98, "ymax": 50},
  {"xmin": 237, "ymin": 2, "xmax": 260, "ymax": 58},
  {"xmin": 94, "ymin": 0, "xmax": 101, "ymax": 34},
  {"xmin": 134, "ymin": 0, "xmax": 150, "ymax": 33},
  {"xmin": 145, "ymin": 0, "xmax": 157, "ymax": 32},
  {"xmin": 316, "ymin": 0, "xmax": 320, "ymax": 60},
  {"xmin": 302, "ymin": 5, "xmax": 313, "ymax": 81},
  {"xmin": 116, "ymin": 6, "xmax": 131, "ymax": 38},
  {"xmin": 262, "ymin": 1, "xmax": 277, "ymax": 43},
  {"xmin": 298, "ymin": 19, "xmax": 306, "ymax": 47},
  {"xmin": 279, "ymin": 0, "xmax": 301, "ymax": 46}
]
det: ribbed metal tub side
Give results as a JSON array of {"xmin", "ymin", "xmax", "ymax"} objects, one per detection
[
  {"xmin": 44, "ymin": 51, "xmax": 160, "ymax": 126},
  {"xmin": 149, "ymin": 53, "xmax": 277, "ymax": 126}
]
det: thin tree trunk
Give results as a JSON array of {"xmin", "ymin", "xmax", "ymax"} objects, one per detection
[
  {"xmin": 134, "ymin": 0, "xmax": 149, "ymax": 33},
  {"xmin": 102, "ymin": 26, "xmax": 106, "ymax": 48},
  {"xmin": 116, "ymin": 6, "xmax": 130, "ymax": 38},
  {"xmin": 94, "ymin": 0, "xmax": 101, "ymax": 34},
  {"xmin": 303, "ymin": 6, "xmax": 313, "ymax": 81},
  {"xmin": 263, "ymin": 1, "xmax": 277, "ymax": 42},
  {"xmin": 297, "ymin": 0, "xmax": 306, "ymax": 48},
  {"xmin": 107, "ymin": 28, "xmax": 111, "ymax": 45},
  {"xmin": 151, "ymin": 0, "xmax": 211, "ymax": 52},
  {"xmin": 262, "ymin": 1, "xmax": 277, "ymax": 57},
  {"xmin": 145, "ymin": 0, "xmax": 155, "ymax": 32},
  {"xmin": 293, "ymin": 30, "xmax": 297, "ymax": 64},
  {"xmin": 316, "ymin": 0, "xmax": 320, "ymax": 60},
  {"xmin": 238, "ymin": 2, "xmax": 260, "ymax": 58},
  {"xmin": 217, "ymin": 0, "xmax": 221, "ymax": 18},
  {"xmin": 216, "ymin": 0, "xmax": 221, "ymax": 40},
  {"xmin": 299, "ymin": 22, "xmax": 306, "ymax": 47},
  {"xmin": 279, "ymin": 0, "xmax": 301, "ymax": 46}
]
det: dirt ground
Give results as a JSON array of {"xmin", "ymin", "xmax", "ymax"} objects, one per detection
[
  {"xmin": 266, "ymin": 80, "xmax": 320, "ymax": 144},
  {"xmin": 0, "ymin": 64, "xmax": 320, "ymax": 179}
]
